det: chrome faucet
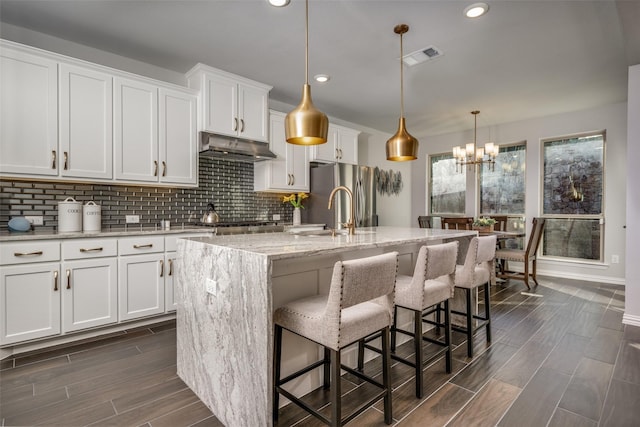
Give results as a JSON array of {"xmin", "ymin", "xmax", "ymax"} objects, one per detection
[{"xmin": 328, "ymin": 186, "xmax": 356, "ymax": 235}]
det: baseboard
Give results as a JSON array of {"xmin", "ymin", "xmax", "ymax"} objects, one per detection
[
  {"xmin": 504, "ymin": 262, "xmax": 625, "ymax": 286},
  {"xmin": 622, "ymin": 313, "xmax": 640, "ymax": 327}
]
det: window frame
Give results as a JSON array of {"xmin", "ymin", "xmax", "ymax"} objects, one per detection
[
  {"xmin": 539, "ymin": 130, "xmax": 606, "ymax": 263},
  {"xmin": 428, "ymin": 151, "xmax": 467, "ymax": 216}
]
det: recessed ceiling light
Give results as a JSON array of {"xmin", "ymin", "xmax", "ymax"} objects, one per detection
[
  {"xmin": 268, "ymin": 0, "xmax": 290, "ymax": 7},
  {"xmin": 464, "ymin": 2, "xmax": 489, "ymax": 18},
  {"xmin": 314, "ymin": 74, "xmax": 330, "ymax": 83}
]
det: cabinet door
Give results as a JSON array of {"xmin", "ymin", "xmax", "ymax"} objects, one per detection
[
  {"xmin": 0, "ymin": 263, "xmax": 61, "ymax": 345},
  {"xmin": 203, "ymin": 73, "xmax": 237, "ymax": 137},
  {"xmin": 59, "ymin": 64, "xmax": 113, "ymax": 180},
  {"xmin": 336, "ymin": 127, "xmax": 359, "ymax": 165},
  {"xmin": 288, "ymin": 144, "xmax": 310, "ymax": 191},
  {"xmin": 62, "ymin": 258, "xmax": 117, "ymax": 332},
  {"xmin": 159, "ymin": 88, "xmax": 197, "ymax": 185},
  {"xmin": 114, "ymin": 77, "xmax": 158, "ymax": 182},
  {"xmin": 0, "ymin": 46, "xmax": 58, "ymax": 176},
  {"xmin": 311, "ymin": 126, "xmax": 339, "ymax": 163},
  {"xmin": 165, "ymin": 252, "xmax": 177, "ymax": 312},
  {"xmin": 118, "ymin": 254, "xmax": 165, "ymax": 321},
  {"xmin": 238, "ymin": 83, "xmax": 269, "ymax": 142},
  {"xmin": 266, "ymin": 111, "xmax": 289, "ymax": 189}
]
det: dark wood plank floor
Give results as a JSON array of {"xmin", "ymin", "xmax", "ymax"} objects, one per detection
[{"xmin": 1, "ymin": 276, "xmax": 639, "ymax": 426}]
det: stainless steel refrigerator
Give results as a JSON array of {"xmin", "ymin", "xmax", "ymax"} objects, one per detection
[{"xmin": 306, "ymin": 163, "xmax": 377, "ymax": 229}]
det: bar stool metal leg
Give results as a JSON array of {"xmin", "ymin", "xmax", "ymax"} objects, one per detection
[{"xmin": 273, "ymin": 324, "xmax": 283, "ymax": 423}]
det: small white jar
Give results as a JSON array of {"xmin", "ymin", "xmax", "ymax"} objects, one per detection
[
  {"xmin": 83, "ymin": 201, "xmax": 102, "ymax": 232},
  {"xmin": 58, "ymin": 197, "xmax": 82, "ymax": 233}
]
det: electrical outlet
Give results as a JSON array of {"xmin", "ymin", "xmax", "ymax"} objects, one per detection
[
  {"xmin": 272, "ymin": 214, "xmax": 281, "ymax": 221},
  {"xmin": 205, "ymin": 278, "xmax": 217, "ymax": 296},
  {"xmin": 611, "ymin": 255, "xmax": 620, "ymax": 264},
  {"xmin": 125, "ymin": 215, "xmax": 140, "ymax": 224},
  {"xmin": 25, "ymin": 216, "xmax": 44, "ymax": 226}
]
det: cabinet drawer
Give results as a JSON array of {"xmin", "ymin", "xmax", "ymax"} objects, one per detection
[
  {"xmin": 165, "ymin": 232, "xmax": 212, "ymax": 252},
  {"xmin": 62, "ymin": 238, "xmax": 118, "ymax": 260},
  {"xmin": 118, "ymin": 236, "xmax": 164, "ymax": 255},
  {"xmin": 0, "ymin": 241, "xmax": 60, "ymax": 266}
]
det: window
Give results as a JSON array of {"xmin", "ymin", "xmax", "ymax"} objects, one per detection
[
  {"xmin": 541, "ymin": 131, "xmax": 605, "ymax": 261},
  {"xmin": 480, "ymin": 142, "xmax": 527, "ymax": 247},
  {"xmin": 429, "ymin": 153, "xmax": 465, "ymax": 215}
]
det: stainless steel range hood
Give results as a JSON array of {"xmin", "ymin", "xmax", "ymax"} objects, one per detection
[{"xmin": 199, "ymin": 132, "xmax": 277, "ymax": 162}]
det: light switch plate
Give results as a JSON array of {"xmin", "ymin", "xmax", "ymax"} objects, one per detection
[{"xmin": 272, "ymin": 214, "xmax": 281, "ymax": 221}]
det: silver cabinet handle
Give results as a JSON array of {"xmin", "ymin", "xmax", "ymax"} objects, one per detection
[
  {"xmin": 153, "ymin": 160, "xmax": 158, "ymax": 177},
  {"xmin": 240, "ymin": 119, "xmax": 245, "ymax": 132},
  {"xmin": 291, "ymin": 174, "xmax": 295, "ymax": 185},
  {"xmin": 133, "ymin": 244, "xmax": 153, "ymax": 249},
  {"xmin": 54, "ymin": 270, "xmax": 59, "ymax": 291},
  {"xmin": 168, "ymin": 259, "xmax": 173, "ymax": 276},
  {"xmin": 159, "ymin": 260, "xmax": 164, "ymax": 277},
  {"xmin": 66, "ymin": 269, "xmax": 71, "ymax": 289},
  {"xmin": 234, "ymin": 118, "xmax": 238, "ymax": 132},
  {"xmin": 80, "ymin": 247, "xmax": 103, "ymax": 253},
  {"xmin": 14, "ymin": 251, "xmax": 43, "ymax": 257},
  {"xmin": 52, "ymin": 150, "xmax": 57, "ymax": 169},
  {"xmin": 335, "ymin": 148, "xmax": 339, "ymax": 159},
  {"xmin": 339, "ymin": 148, "xmax": 343, "ymax": 159},
  {"xmin": 64, "ymin": 151, "xmax": 68, "ymax": 170},
  {"xmin": 162, "ymin": 161, "xmax": 167, "ymax": 177}
]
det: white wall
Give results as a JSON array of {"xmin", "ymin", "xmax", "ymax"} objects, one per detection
[
  {"xmin": 411, "ymin": 103, "xmax": 628, "ymax": 284},
  {"xmin": 358, "ymin": 129, "xmax": 412, "ymax": 227},
  {"xmin": 624, "ymin": 64, "xmax": 640, "ymax": 326}
]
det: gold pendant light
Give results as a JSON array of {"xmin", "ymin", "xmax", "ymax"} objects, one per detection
[
  {"xmin": 386, "ymin": 24, "xmax": 418, "ymax": 161},
  {"xmin": 285, "ymin": 0, "xmax": 328, "ymax": 145}
]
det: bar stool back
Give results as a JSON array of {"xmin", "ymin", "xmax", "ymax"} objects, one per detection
[
  {"xmin": 273, "ymin": 252, "xmax": 399, "ymax": 426},
  {"xmin": 452, "ymin": 235, "xmax": 496, "ymax": 358},
  {"xmin": 390, "ymin": 242, "xmax": 458, "ymax": 398}
]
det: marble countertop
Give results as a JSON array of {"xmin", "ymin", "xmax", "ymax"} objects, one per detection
[
  {"xmin": 0, "ymin": 226, "xmax": 214, "ymax": 242},
  {"xmin": 185, "ymin": 226, "xmax": 477, "ymax": 260}
]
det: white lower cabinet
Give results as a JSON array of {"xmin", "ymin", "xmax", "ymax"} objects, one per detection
[
  {"xmin": 165, "ymin": 252, "xmax": 177, "ymax": 312},
  {"xmin": 0, "ymin": 263, "xmax": 61, "ymax": 345},
  {"xmin": 118, "ymin": 253, "xmax": 166, "ymax": 321},
  {"xmin": 62, "ymin": 258, "xmax": 117, "ymax": 333}
]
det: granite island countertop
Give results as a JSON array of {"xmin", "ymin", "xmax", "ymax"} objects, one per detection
[{"xmin": 185, "ymin": 226, "xmax": 477, "ymax": 260}]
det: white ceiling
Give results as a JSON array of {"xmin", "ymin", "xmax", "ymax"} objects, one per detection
[{"xmin": 1, "ymin": 0, "xmax": 639, "ymax": 136}]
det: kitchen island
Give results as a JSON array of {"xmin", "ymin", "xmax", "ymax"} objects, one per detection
[{"xmin": 175, "ymin": 226, "xmax": 476, "ymax": 427}]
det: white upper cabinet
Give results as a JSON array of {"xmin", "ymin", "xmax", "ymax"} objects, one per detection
[
  {"xmin": 59, "ymin": 63, "xmax": 113, "ymax": 180},
  {"xmin": 0, "ymin": 44, "xmax": 58, "ymax": 176},
  {"xmin": 187, "ymin": 64, "xmax": 271, "ymax": 142},
  {"xmin": 159, "ymin": 88, "xmax": 197, "ymax": 185},
  {"xmin": 0, "ymin": 40, "xmax": 198, "ymax": 187},
  {"xmin": 114, "ymin": 77, "xmax": 159, "ymax": 182},
  {"xmin": 254, "ymin": 111, "xmax": 309, "ymax": 192},
  {"xmin": 310, "ymin": 124, "xmax": 360, "ymax": 165}
]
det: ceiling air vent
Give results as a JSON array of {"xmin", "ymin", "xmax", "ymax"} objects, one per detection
[{"xmin": 402, "ymin": 45, "xmax": 443, "ymax": 66}]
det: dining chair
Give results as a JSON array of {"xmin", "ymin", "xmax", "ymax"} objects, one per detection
[
  {"xmin": 442, "ymin": 217, "xmax": 474, "ymax": 230},
  {"xmin": 273, "ymin": 252, "xmax": 398, "ymax": 426},
  {"xmin": 418, "ymin": 216, "xmax": 432, "ymax": 228},
  {"xmin": 495, "ymin": 217, "xmax": 546, "ymax": 289},
  {"xmin": 452, "ymin": 235, "xmax": 496, "ymax": 358}
]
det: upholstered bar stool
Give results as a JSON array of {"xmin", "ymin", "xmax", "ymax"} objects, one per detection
[
  {"xmin": 452, "ymin": 235, "xmax": 496, "ymax": 358},
  {"xmin": 382, "ymin": 242, "xmax": 458, "ymax": 398},
  {"xmin": 273, "ymin": 252, "xmax": 399, "ymax": 426}
]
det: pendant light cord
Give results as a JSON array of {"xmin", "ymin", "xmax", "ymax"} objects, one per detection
[
  {"xmin": 400, "ymin": 31, "xmax": 404, "ymax": 119},
  {"xmin": 305, "ymin": 0, "xmax": 309, "ymax": 85}
]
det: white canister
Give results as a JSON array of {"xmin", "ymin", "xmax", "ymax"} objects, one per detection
[
  {"xmin": 83, "ymin": 201, "xmax": 102, "ymax": 232},
  {"xmin": 57, "ymin": 197, "xmax": 83, "ymax": 233}
]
